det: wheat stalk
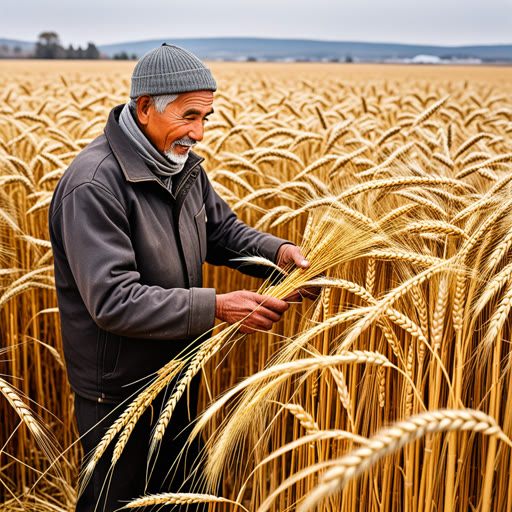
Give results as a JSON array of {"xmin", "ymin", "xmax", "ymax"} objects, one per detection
[{"xmin": 297, "ymin": 409, "xmax": 510, "ymax": 512}]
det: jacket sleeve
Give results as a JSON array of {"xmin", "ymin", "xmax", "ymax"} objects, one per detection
[
  {"xmin": 54, "ymin": 182, "xmax": 216, "ymax": 339},
  {"xmin": 201, "ymin": 170, "xmax": 292, "ymax": 278}
]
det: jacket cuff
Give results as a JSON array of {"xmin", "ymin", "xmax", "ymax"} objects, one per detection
[
  {"xmin": 188, "ymin": 287, "xmax": 217, "ymax": 338},
  {"xmin": 259, "ymin": 235, "xmax": 293, "ymax": 263}
]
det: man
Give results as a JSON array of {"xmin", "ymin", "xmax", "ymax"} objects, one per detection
[{"xmin": 49, "ymin": 43, "xmax": 309, "ymax": 511}]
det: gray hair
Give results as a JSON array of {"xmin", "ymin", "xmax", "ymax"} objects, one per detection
[{"xmin": 129, "ymin": 94, "xmax": 179, "ymax": 114}]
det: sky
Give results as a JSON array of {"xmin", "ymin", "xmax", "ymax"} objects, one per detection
[{"xmin": 3, "ymin": 0, "xmax": 512, "ymax": 47}]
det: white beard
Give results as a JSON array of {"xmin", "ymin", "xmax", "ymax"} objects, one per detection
[
  {"xmin": 164, "ymin": 146, "xmax": 189, "ymax": 164},
  {"xmin": 164, "ymin": 137, "xmax": 197, "ymax": 165}
]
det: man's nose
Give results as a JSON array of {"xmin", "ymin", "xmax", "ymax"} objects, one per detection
[{"xmin": 189, "ymin": 120, "xmax": 204, "ymax": 142}]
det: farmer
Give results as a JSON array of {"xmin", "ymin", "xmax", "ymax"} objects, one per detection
[{"xmin": 49, "ymin": 43, "xmax": 310, "ymax": 511}]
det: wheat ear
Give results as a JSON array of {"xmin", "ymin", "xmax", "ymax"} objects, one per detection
[
  {"xmin": 376, "ymin": 204, "xmax": 417, "ymax": 227},
  {"xmin": 0, "ymin": 377, "xmax": 54, "ymax": 458},
  {"xmin": 338, "ymin": 176, "xmax": 466, "ymax": 200},
  {"xmin": 356, "ymin": 142, "xmax": 415, "ymax": 177},
  {"xmin": 474, "ymin": 262, "xmax": 512, "ymax": 316},
  {"xmin": 80, "ymin": 360, "xmax": 183, "ymax": 490},
  {"xmin": 330, "ymin": 367, "xmax": 354, "ymax": 429},
  {"xmin": 256, "ymin": 429, "xmax": 371, "ymax": 471},
  {"xmin": 297, "ymin": 409, "xmax": 510, "ymax": 512},
  {"xmin": 150, "ymin": 325, "xmax": 239, "ymax": 456},
  {"xmin": 411, "ymin": 94, "xmax": 450, "ymax": 128},
  {"xmin": 281, "ymin": 403, "xmax": 319, "ymax": 434},
  {"xmin": 192, "ymin": 352, "xmax": 391, "ymax": 441},
  {"xmin": 123, "ymin": 492, "xmax": 247, "ymax": 510},
  {"xmin": 453, "ymin": 133, "xmax": 492, "ymax": 160},
  {"xmin": 482, "ymin": 280, "xmax": 512, "ymax": 350},
  {"xmin": 451, "ymin": 180, "xmax": 512, "ymax": 226},
  {"xmin": 293, "ymin": 155, "xmax": 338, "ymax": 181}
]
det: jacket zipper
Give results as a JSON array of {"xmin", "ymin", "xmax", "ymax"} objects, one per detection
[{"xmin": 173, "ymin": 159, "xmax": 202, "ymax": 199}]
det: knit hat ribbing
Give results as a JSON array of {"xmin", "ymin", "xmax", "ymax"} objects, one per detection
[{"xmin": 130, "ymin": 43, "xmax": 217, "ymax": 99}]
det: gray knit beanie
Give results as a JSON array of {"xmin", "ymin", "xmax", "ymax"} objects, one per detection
[{"xmin": 130, "ymin": 43, "xmax": 217, "ymax": 99}]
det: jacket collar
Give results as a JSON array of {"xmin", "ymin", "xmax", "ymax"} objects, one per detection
[{"xmin": 104, "ymin": 104, "xmax": 204, "ymax": 185}]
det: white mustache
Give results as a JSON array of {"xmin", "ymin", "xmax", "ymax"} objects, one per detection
[{"xmin": 173, "ymin": 136, "xmax": 197, "ymax": 147}]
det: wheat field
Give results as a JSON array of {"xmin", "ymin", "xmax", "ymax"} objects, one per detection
[{"xmin": 1, "ymin": 61, "xmax": 512, "ymax": 511}]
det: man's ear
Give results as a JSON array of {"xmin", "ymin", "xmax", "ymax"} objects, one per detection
[{"xmin": 136, "ymin": 96, "xmax": 152, "ymax": 126}]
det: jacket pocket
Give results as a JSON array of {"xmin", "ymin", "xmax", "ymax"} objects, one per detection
[
  {"xmin": 194, "ymin": 204, "xmax": 207, "ymax": 262},
  {"xmin": 102, "ymin": 332, "xmax": 122, "ymax": 378}
]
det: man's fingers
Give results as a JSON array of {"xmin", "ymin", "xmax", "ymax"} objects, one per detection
[
  {"xmin": 239, "ymin": 324, "xmax": 256, "ymax": 334},
  {"xmin": 277, "ymin": 244, "xmax": 309, "ymax": 269},
  {"xmin": 291, "ymin": 248, "xmax": 309, "ymax": 269},
  {"xmin": 241, "ymin": 312, "xmax": 275, "ymax": 332},
  {"xmin": 255, "ymin": 295, "xmax": 289, "ymax": 313},
  {"xmin": 283, "ymin": 286, "xmax": 321, "ymax": 302},
  {"xmin": 259, "ymin": 307, "xmax": 282, "ymax": 323},
  {"xmin": 283, "ymin": 290, "xmax": 303, "ymax": 303},
  {"xmin": 216, "ymin": 290, "xmax": 291, "ymax": 331},
  {"xmin": 299, "ymin": 286, "xmax": 322, "ymax": 300}
]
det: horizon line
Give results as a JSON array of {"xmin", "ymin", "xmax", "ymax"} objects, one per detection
[{"xmin": 2, "ymin": 35, "xmax": 512, "ymax": 48}]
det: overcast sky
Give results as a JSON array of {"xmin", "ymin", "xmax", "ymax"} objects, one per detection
[{"xmin": 3, "ymin": 0, "xmax": 512, "ymax": 47}]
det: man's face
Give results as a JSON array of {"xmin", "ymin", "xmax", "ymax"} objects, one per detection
[{"xmin": 139, "ymin": 90, "xmax": 214, "ymax": 162}]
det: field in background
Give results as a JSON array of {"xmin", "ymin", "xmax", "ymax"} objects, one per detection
[{"xmin": 1, "ymin": 61, "xmax": 512, "ymax": 511}]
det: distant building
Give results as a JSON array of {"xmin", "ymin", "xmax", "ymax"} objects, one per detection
[
  {"xmin": 411, "ymin": 55, "xmax": 442, "ymax": 64},
  {"xmin": 384, "ymin": 54, "xmax": 483, "ymax": 65}
]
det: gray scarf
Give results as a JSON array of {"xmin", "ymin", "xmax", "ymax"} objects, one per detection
[{"xmin": 118, "ymin": 103, "xmax": 184, "ymax": 189}]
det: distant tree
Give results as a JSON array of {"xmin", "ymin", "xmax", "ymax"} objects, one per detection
[
  {"xmin": 246, "ymin": 56, "xmax": 257, "ymax": 62},
  {"xmin": 131, "ymin": 54, "xmax": 138, "ymax": 60},
  {"xmin": 85, "ymin": 42, "xmax": 100, "ymax": 60},
  {"xmin": 36, "ymin": 31, "xmax": 60, "ymax": 58},
  {"xmin": 113, "ymin": 51, "xmax": 129, "ymax": 60},
  {"xmin": 39, "ymin": 31, "xmax": 59, "ymax": 46},
  {"xmin": 13, "ymin": 46, "xmax": 22, "ymax": 56},
  {"xmin": 345, "ymin": 54, "xmax": 353, "ymax": 63},
  {"xmin": 34, "ymin": 32, "xmax": 100, "ymax": 60},
  {"xmin": 66, "ymin": 44, "xmax": 76, "ymax": 59}
]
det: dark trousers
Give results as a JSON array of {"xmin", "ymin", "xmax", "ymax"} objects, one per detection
[{"xmin": 74, "ymin": 378, "xmax": 205, "ymax": 512}]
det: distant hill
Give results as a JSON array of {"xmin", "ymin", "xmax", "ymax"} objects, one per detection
[
  {"xmin": 0, "ymin": 38, "xmax": 36, "ymax": 54},
  {"xmin": 1, "ymin": 37, "xmax": 512, "ymax": 62},
  {"xmin": 0, "ymin": 38, "xmax": 35, "ymax": 50},
  {"xmin": 98, "ymin": 38, "xmax": 512, "ymax": 62}
]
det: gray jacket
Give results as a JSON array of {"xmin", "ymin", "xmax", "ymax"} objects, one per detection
[{"xmin": 49, "ymin": 105, "xmax": 288, "ymax": 403}]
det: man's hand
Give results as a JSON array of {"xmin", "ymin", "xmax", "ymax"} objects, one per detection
[
  {"xmin": 276, "ymin": 244, "xmax": 309, "ymax": 270},
  {"xmin": 276, "ymin": 244, "xmax": 320, "ymax": 302},
  {"xmin": 283, "ymin": 286, "xmax": 321, "ymax": 303},
  {"xmin": 215, "ymin": 291, "xmax": 289, "ymax": 334}
]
